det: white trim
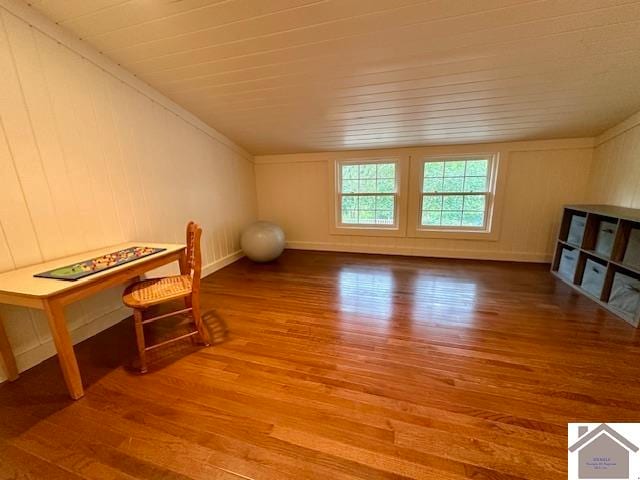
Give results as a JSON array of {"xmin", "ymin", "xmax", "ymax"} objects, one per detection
[
  {"xmin": 254, "ymin": 138, "xmax": 595, "ymax": 164},
  {"xmin": 415, "ymin": 153, "xmax": 497, "ymax": 235},
  {"xmin": 406, "ymin": 151, "xmax": 506, "ymax": 241},
  {"xmin": 285, "ymin": 241, "xmax": 551, "ymax": 263},
  {"xmin": 0, "ymin": 0, "xmax": 254, "ymax": 162},
  {"xmin": 0, "ymin": 251, "xmax": 244, "ymax": 383},
  {"xmin": 329, "ymin": 156, "xmax": 410, "ymax": 237},
  {"xmin": 201, "ymin": 250, "xmax": 245, "ymax": 277}
]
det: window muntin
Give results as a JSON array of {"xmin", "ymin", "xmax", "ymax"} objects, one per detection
[
  {"xmin": 420, "ymin": 157, "xmax": 493, "ymax": 230},
  {"xmin": 338, "ymin": 160, "xmax": 398, "ymax": 227}
]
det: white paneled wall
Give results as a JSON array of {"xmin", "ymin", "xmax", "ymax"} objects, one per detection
[
  {"xmin": 255, "ymin": 140, "xmax": 593, "ymax": 262},
  {"xmin": 0, "ymin": 8, "xmax": 257, "ymax": 381},
  {"xmin": 587, "ymin": 112, "xmax": 640, "ymax": 207}
]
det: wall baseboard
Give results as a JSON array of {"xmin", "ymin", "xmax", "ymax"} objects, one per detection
[
  {"xmin": 285, "ymin": 241, "xmax": 552, "ymax": 263},
  {"xmin": 0, "ymin": 251, "xmax": 244, "ymax": 383},
  {"xmin": 202, "ymin": 250, "xmax": 244, "ymax": 277}
]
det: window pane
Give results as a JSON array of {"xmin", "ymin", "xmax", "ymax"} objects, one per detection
[
  {"xmin": 340, "ymin": 161, "xmax": 398, "ymax": 227},
  {"xmin": 444, "ymin": 161, "xmax": 465, "ymax": 177},
  {"xmin": 423, "ymin": 177, "xmax": 443, "ymax": 193},
  {"xmin": 377, "ymin": 163, "xmax": 395, "ymax": 178},
  {"xmin": 342, "ymin": 210, "xmax": 357, "ymax": 224},
  {"xmin": 422, "ymin": 210, "xmax": 441, "ymax": 225},
  {"xmin": 420, "ymin": 157, "xmax": 491, "ymax": 230},
  {"xmin": 443, "ymin": 195, "xmax": 463, "ymax": 211},
  {"xmin": 423, "ymin": 195, "xmax": 442, "ymax": 210},
  {"xmin": 441, "ymin": 211, "xmax": 462, "ymax": 226},
  {"xmin": 341, "ymin": 194, "xmax": 396, "ymax": 226},
  {"xmin": 424, "ymin": 162, "xmax": 444, "ymax": 177},
  {"xmin": 463, "ymin": 195, "xmax": 485, "ymax": 211},
  {"xmin": 375, "ymin": 195, "xmax": 393, "ymax": 211},
  {"xmin": 359, "ymin": 210, "xmax": 375, "ymax": 222},
  {"xmin": 462, "ymin": 212, "xmax": 484, "ymax": 227},
  {"xmin": 341, "ymin": 196, "xmax": 357, "ymax": 210},
  {"xmin": 466, "ymin": 160, "xmax": 488, "ymax": 176},
  {"xmin": 342, "ymin": 165, "xmax": 359, "ymax": 180},
  {"xmin": 358, "ymin": 164, "xmax": 376, "ymax": 179},
  {"xmin": 442, "ymin": 177, "xmax": 464, "ymax": 192},
  {"xmin": 464, "ymin": 176, "xmax": 487, "ymax": 192},
  {"xmin": 342, "ymin": 179, "xmax": 358, "ymax": 193},
  {"xmin": 359, "ymin": 179, "xmax": 376, "ymax": 192},
  {"xmin": 376, "ymin": 210, "xmax": 394, "ymax": 225},
  {"xmin": 358, "ymin": 195, "xmax": 375, "ymax": 210},
  {"xmin": 376, "ymin": 178, "xmax": 395, "ymax": 193}
]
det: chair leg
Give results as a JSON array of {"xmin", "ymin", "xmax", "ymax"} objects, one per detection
[
  {"xmin": 191, "ymin": 295, "xmax": 210, "ymax": 346},
  {"xmin": 133, "ymin": 309, "xmax": 148, "ymax": 373},
  {"xmin": 183, "ymin": 296, "xmax": 197, "ymax": 345}
]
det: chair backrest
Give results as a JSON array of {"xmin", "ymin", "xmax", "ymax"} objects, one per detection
[{"xmin": 185, "ymin": 221, "xmax": 202, "ymax": 289}]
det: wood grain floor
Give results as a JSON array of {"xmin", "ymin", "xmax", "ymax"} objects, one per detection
[{"xmin": 2, "ymin": 250, "xmax": 640, "ymax": 480}]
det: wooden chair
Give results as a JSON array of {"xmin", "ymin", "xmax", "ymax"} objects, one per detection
[{"xmin": 122, "ymin": 222, "xmax": 210, "ymax": 373}]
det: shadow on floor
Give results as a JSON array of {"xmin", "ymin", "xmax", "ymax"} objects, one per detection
[{"xmin": 0, "ymin": 306, "xmax": 229, "ymax": 439}]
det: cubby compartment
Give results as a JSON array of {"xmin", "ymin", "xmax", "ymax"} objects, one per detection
[
  {"xmin": 557, "ymin": 246, "xmax": 578, "ymax": 282},
  {"xmin": 608, "ymin": 270, "xmax": 640, "ymax": 323},
  {"xmin": 565, "ymin": 212, "xmax": 587, "ymax": 246},
  {"xmin": 622, "ymin": 227, "xmax": 640, "ymax": 269},
  {"xmin": 581, "ymin": 214, "xmax": 618, "ymax": 259},
  {"xmin": 594, "ymin": 220, "xmax": 617, "ymax": 257},
  {"xmin": 580, "ymin": 258, "xmax": 607, "ymax": 298},
  {"xmin": 614, "ymin": 220, "xmax": 640, "ymax": 271}
]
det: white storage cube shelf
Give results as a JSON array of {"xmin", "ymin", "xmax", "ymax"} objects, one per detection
[{"xmin": 553, "ymin": 205, "xmax": 640, "ymax": 327}]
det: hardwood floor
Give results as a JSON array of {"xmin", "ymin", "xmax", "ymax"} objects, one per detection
[{"xmin": 2, "ymin": 250, "xmax": 640, "ymax": 479}]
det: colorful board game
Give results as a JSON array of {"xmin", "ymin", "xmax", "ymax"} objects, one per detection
[{"xmin": 34, "ymin": 246, "xmax": 166, "ymax": 281}]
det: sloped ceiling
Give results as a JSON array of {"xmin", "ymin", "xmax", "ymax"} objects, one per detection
[{"xmin": 26, "ymin": 0, "xmax": 640, "ymax": 154}]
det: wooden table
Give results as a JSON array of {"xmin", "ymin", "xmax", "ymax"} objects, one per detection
[{"xmin": 0, "ymin": 242, "xmax": 186, "ymax": 400}]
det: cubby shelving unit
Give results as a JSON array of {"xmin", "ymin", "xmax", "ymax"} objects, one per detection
[{"xmin": 552, "ymin": 204, "xmax": 640, "ymax": 327}]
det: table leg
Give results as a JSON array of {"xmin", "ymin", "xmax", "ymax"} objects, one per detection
[
  {"xmin": 43, "ymin": 299, "xmax": 84, "ymax": 399},
  {"xmin": 0, "ymin": 313, "xmax": 19, "ymax": 381}
]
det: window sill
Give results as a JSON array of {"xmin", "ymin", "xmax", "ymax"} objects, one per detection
[
  {"xmin": 330, "ymin": 225, "xmax": 406, "ymax": 238},
  {"xmin": 409, "ymin": 227, "xmax": 499, "ymax": 241}
]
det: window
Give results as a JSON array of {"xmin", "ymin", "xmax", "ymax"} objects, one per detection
[
  {"xmin": 331, "ymin": 153, "xmax": 499, "ymax": 239},
  {"xmin": 338, "ymin": 159, "xmax": 399, "ymax": 227},
  {"xmin": 419, "ymin": 155, "xmax": 495, "ymax": 230}
]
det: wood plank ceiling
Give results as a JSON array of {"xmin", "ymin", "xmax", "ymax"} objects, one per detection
[{"xmin": 25, "ymin": 0, "xmax": 640, "ymax": 154}]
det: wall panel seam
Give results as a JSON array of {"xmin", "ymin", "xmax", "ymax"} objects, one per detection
[{"xmin": 0, "ymin": 116, "xmax": 44, "ymax": 261}]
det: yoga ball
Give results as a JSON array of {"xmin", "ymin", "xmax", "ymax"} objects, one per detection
[{"xmin": 241, "ymin": 221, "xmax": 285, "ymax": 262}]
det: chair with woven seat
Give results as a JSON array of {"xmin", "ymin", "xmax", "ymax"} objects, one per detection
[{"xmin": 123, "ymin": 221, "xmax": 210, "ymax": 373}]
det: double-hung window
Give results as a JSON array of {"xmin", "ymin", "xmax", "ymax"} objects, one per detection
[
  {"xmin": 337, "ymin": 159, "xmax": 399, "ymax": 228},
  {"xmin": 419, "ymin": 155, "xmax": 496, "ymax": 231},
  {"xmin": 331, "ymin": 153, "xmax": 499, "ymax": 238}
]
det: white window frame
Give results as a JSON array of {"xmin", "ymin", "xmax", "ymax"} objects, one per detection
[
  {"xmin": 407, "ymin": 153, "xmax": 502, "ymax": 240},
  {"xmin": 329, "ymin": 156, "xmax": 409, "ymax": 237}
]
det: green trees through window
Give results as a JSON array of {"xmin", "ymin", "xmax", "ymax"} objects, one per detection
[
  {"xmin": 340, "ymin": 162, "xmax": 396, "ymax": 225},
  {"xmin": 336, "ymin": 156, "xmax": 493, "ymax": 232},
  {"xmin": 421, "ymin": 159, "xmax": 489, "ymax": 228}
]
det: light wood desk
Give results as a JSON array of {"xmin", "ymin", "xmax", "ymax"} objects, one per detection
[{"xmin": 0, "ymin": 242, "xmax": 186, "ymax": 400}]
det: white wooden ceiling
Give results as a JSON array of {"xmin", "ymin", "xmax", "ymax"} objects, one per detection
[{"xmin": 26, "ymin": 0, "xmax": 640, "ymax": 154}]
